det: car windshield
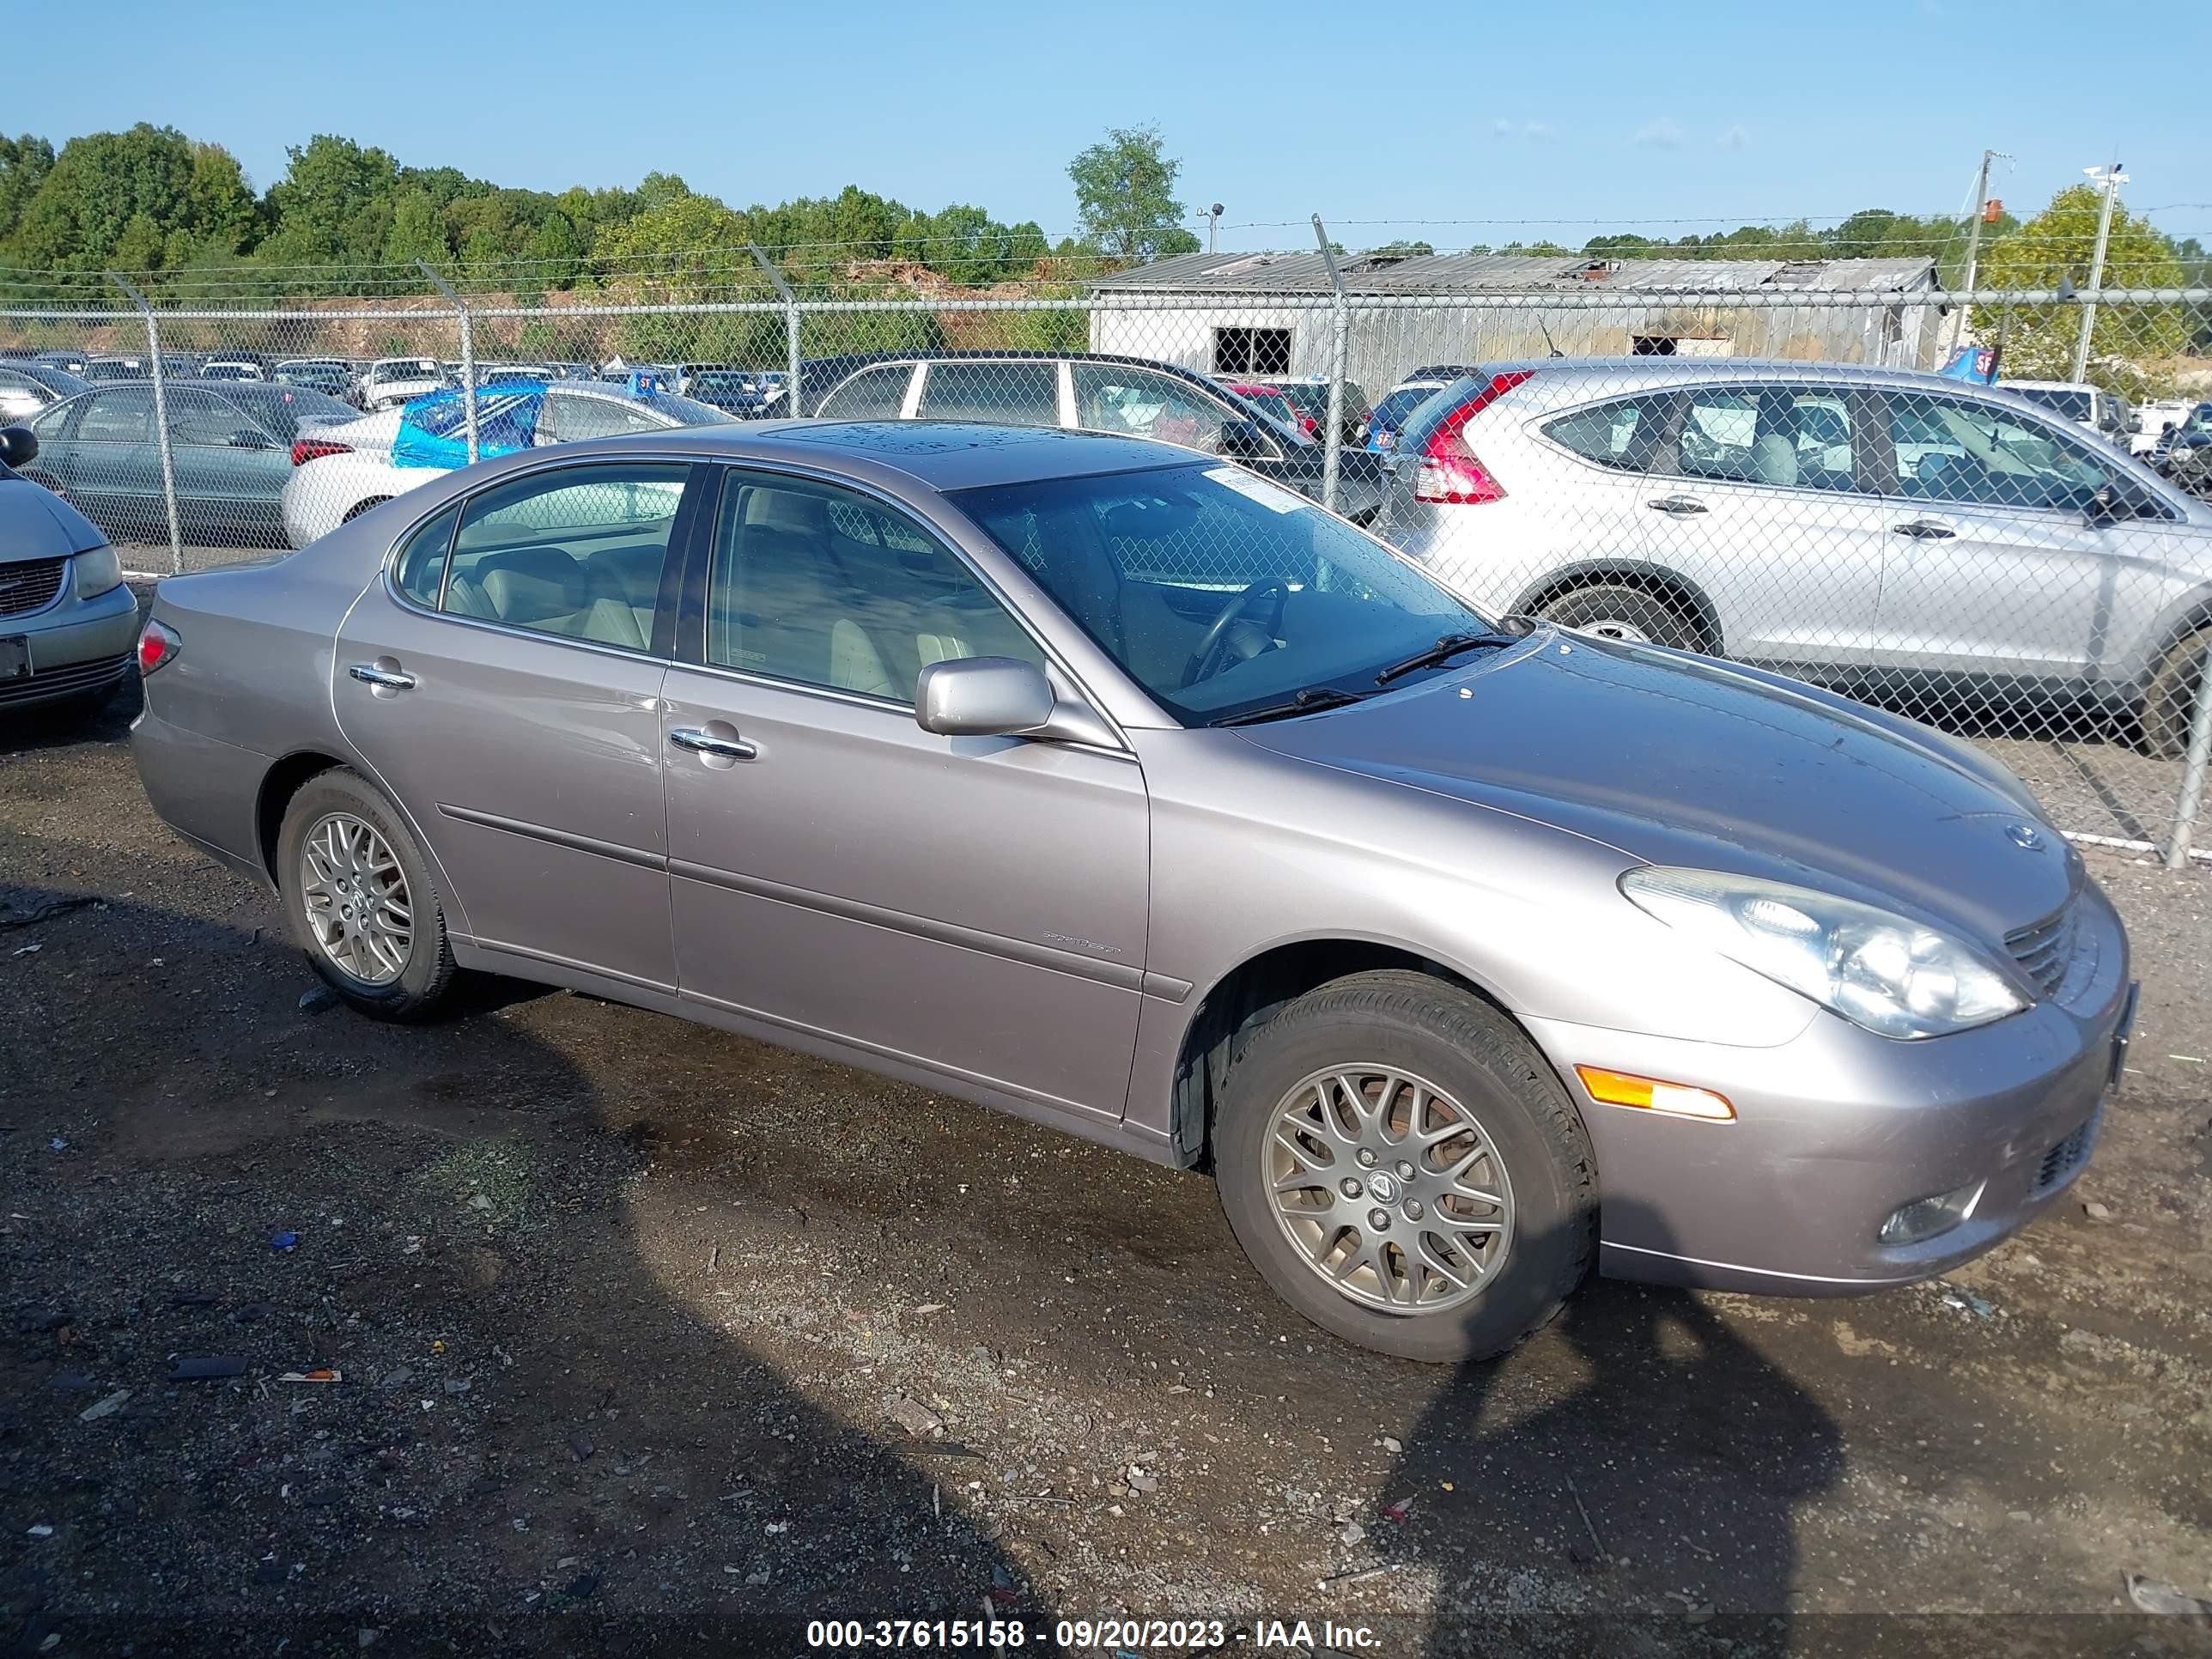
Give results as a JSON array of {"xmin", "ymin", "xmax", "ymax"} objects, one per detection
[
  {"xmin": 2014, "ymin": 386, "xmax": 2093, "ymax": 422},
  {"xmin": 954, "ymin": 462, "xmax": 1490, "ymax": 725},
  {"xmin": 689, "ymin": 371, "xmax": 757, "ymax": 392},
  {"xmin": 1371, "ymin": 385, "xmax": 1443, "ymax": 428},
  {"xmin": 377, "ymin": 361, "xmax": 440, "ymax": 381}
]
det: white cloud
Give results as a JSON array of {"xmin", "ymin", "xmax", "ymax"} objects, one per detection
[
  {"xmin": 1524, "ymin": 121, "xmax": 1556, "ymax": 142},
  {"xmin": 1718, "ymin": 123, "xmax": 1750, "ymax": 151},
  {"xmin": 1634, "ymin": 118, "xmax": 1686, "ymax": 150},
  {"xmin": 1492, "ymin": 117, "xmax": 1514, "ymax": 138}
]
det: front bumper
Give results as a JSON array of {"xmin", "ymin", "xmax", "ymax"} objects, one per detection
[
  {"xmin": 1527, "ymin": 880, "xmax": 2134, "ymax": 1295},
  {"xmin": 0, "ymin": 574, "xmax": 138, "ymax": 708}
]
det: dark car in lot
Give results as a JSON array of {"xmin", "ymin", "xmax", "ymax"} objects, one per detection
[
  {"xmin": 795, "ymin": 350, "xmax": 1391, "ymax": 521},
  {"xmin": 23, "ymin": 380, "xmax": 357, "ymax": 547}
]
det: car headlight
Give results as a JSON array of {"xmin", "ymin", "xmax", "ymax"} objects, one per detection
[
  {"xmin": 1620, "ymin": 867, "xmax": 2027, "ymax": 1040},
  {"xmin": 73, "ymin": 544, "xmax": 123, "ymax": 599}
]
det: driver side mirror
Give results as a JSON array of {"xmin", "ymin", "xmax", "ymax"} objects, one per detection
[
  {"xmin": 0, "ymin": 425, "xmax": 37, "ymax": 469},
  {"xmin": 2085, "ymin": 483, "xmax": 2135, "ymax": 527},
  {"xmin": 915, "ymin": 656, "xmax": 1055, "ymax": 738},
  {"xmin": 1217, "ymin": 418, "xmax": 1275, "ymax": 461}
]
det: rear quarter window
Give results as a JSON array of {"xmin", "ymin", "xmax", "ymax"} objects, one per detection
[{"xmin": 1544, "ymin": 396, "xmax": 1668, "ymax": 473}]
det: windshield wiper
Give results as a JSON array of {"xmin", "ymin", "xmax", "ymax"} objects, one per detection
[
  {"xmin": 1210, "ymin": 686, "xmax": 1370, "ymax": 726},
  {"xmin": 1374, "ymin": 629, "xmax": 1520, "ymax": 685}
]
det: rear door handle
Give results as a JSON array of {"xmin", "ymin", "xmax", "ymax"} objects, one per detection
[
  {"xmin": 347, "ymin": 663, "xmax": 416, "ymax": 690},
  {"xmin": 669, "ymin": 726, "xmax": 758, "ymax": 762},
  {"xmin": 1892, "ymin": 520, "xmax": 1957, "ymax": 540},
  {"xmin": 1644, "ymin": 495, "xmax": 1708, "ymax": 516}
]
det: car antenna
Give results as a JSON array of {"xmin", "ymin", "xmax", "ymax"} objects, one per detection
[{"xmin": 1536, "ymin": 318, "xmax": 1565, "ymax": 359}]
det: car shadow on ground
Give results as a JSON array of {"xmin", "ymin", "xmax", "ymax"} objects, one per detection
[
  {"xmin": 0, "ymin": 884, "xmax": 1049, "ymax": 1655},
  {"xmin": 1384, "ymin": 1209, "xmax": 1843, "ymax": 1655}
]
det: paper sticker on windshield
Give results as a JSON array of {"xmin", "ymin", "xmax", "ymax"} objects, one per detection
[{"xmin": 1204, "ymin": 465, "xmax": 1305, "ymax": 514}]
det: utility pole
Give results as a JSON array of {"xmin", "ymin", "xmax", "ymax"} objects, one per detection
[
  {"xmin": 1953, "ymin": 148, "xmax": 2006, "ymax": 357},
  {"xmin": 2074, "ymin": 161, "xmax": 2127, "ymax": 383},
  {"xmin": 1207, "ymin": 204, "xmax": 1224, "ymax": 255}
]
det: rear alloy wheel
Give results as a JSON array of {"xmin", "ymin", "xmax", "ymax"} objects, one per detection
[
  {"xmin": 1536, "ymin": 582, "xmax": 1704, "ymax": 650},
  {"xmin": 1215, "ymin": 970, "xmax": 1595, "ymax": 1362},
  {"xmin": 276, "ymin": 768, "xmax": 456, "ymax": 1019},
  {"xmin": 2143, "ymin": 625, "xmax": 2212, "ymax": 759}
]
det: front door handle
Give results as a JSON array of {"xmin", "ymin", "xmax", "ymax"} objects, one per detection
[
  {"xmin": 669, "ymin": 726, "xmax": 758, "ymax": 762},
  {"xmin": 1644, "ymin": 495, "xmax": 1708, "ymax": 516},
  {"xmin": 347, "ymin": 663, "xmax": 416, "ymax": 691},
  {"xmin": 1892, "ymin": 520, "xmax": 1957, "ymax": 540}
]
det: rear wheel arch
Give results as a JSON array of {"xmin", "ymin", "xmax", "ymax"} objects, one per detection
[
  {"xmin": 341, "ymin": 495, "xmax": 392, "ymax": 524},
  {"xmin": 256, "ymin": 750, "xmax": 346, "ymax": 882},
  {"xmin": 1167, "ymin": 936, "xmax": 1545, "ymax": 1169},
  {"xmin": 1515, "ymin": 561, "xmax": 1721, "ymax": 653}
]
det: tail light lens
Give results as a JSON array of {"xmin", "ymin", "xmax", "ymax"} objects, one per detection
[
  {"xmin": 137, "ymin": 617, "xmax": 180, "ymax": 677},
  {"xmin": 291, "ymin": 438, "xmax": 352, "ymax": 466},
  {"xmin": 1414, "ymin": 370, "xmax": 1534, "ymax": 505}
]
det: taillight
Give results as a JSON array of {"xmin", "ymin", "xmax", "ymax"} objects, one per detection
[
  {"xmin": 137, "ymin": 617, "xmax": 180, "ymax": 677},
  {"xmin": 1414, "ymin": 370, "xmax": 1534, "ymax": 505},
  {"xmin": 291, "ymin": 438, "xmax": 352, "ymax": 466}
]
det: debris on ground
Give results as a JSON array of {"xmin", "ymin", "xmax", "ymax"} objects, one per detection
[
  {"xmin": 279, "ymin": 1369, "xmax": 342, "ymax": 1383},
  {"xmin": 0, "ymin": 890, "xmax": 96, "ymax": 930},
  {"xmin": 884, "ymin": 1395, "xmax": 944, "ymax": 1437},
  {"xmin": 1939, "ymin": 1288, "xmax": 1996, "ymax": 1319},
  {"xmin": 2127, "ymin": 1573, "xmax": 2212, "ymax": 1617},
  {"xmin": 270, "ymin": 1231, "xmax": 300, "ymax": 1252},
  {"xmin": 2083, "ymin": 1200, "xmax": 2115, "ymax": 1223},
  {"xmin": 76, "ymin": 1389, "xmax": 131, "ymax": 1423},
  {"xmin": 169, "ymin": 1356, "xmax": 247, "ymax": 1381},
  {"xmin": 298, "ymin": 985, "xmax": 338, "ymax": 1015}
]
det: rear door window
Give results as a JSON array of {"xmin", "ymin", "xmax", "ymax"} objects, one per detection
[
  {"xmin": 1663, "ymin": 386, "xmax": 1864, "ymax": 492},
  {"xmin": 915, "ymin": 362, "xmax": 1060, "ymax": 426},
  {"xmin": 440, "ymin": 464, "xmax": 690, "ymax": 653}
]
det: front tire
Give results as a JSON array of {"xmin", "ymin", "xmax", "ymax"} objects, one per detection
[
  {"xmin": 276, "ymin": 768, "xmax": 457, "ymax": 1020},
  {"xmin": 2144, "ymin": 626, "xmax": 2212, "ymax": 759},
  {"xmin": 1535, "ymin": 582, "xmax": 1705, "ymax": 650},
  {"xmin": 1214, "ymin": 970, "xmax": 1595, "ymax": 1363}
]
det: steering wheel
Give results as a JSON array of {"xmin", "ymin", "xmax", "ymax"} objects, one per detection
[{"xmin": 1181, "ymin": 577, "xmax": 1290, "ymax": 688}]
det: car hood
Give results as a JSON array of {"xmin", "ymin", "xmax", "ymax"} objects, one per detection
[
  {"xmin": 0, "ymin": 473, "xmax": 105, "ymax": 561},
  {"xmin": 308, "ymin": 409, "xmax": 404, "ymax": 449},
  {"xmin": 1237, "ymin": 629, "xmax": 2081, "ymax": 946}
]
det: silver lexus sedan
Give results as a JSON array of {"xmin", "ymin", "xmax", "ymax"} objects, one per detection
[{"xmin": 129, "ymin": 421, "xmax": 2135, "ymax": 1361}]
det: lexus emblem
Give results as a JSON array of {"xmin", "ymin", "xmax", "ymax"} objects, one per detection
[{"xmin": 2005, "ymin": 823, "xmax": 2045, "ymax": 851}]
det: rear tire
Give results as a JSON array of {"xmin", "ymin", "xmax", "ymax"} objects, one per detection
[
  {"xmin": 2144, "ymin": 626, "xmax": 2212, "ymax": 759},
  {"xmin": 276, "ymin": 768, "xmax": 458, "ymax": 1021},
  {"xmin": 1535, "ymin": 582, "xmax": 1705, "ymax": 650},
  {"xmin": 1214, "ymin": 969, "xmax": 1596, "ymax": 1363}
]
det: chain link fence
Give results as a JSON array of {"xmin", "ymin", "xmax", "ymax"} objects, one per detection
[{"xmin": 5, "ymin": 264, "xmax": 2211, "ymax": 861}]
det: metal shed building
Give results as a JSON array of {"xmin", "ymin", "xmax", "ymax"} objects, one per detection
[{"xmin": 1084, "ymin": 252, "xmax": 1942, "ymax": 398}]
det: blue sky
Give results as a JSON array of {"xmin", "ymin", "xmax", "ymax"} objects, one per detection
[{"xmin": 11, "ymin": 0, "xmax": 2207, "ymax": 251}]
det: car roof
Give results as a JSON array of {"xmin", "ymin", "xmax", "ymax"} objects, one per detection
[
  {"xmin": 598, "ymin": 419, "xmax": 1209, "ymax": 494},
  {"xmin": 2000, "ymin": 379, "xmax": 2097, "ymax": 393}
]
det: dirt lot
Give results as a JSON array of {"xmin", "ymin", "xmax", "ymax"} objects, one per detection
[{"xmin": 3, "ymin": 675, "xmax": 2211, "ymax": 1658}]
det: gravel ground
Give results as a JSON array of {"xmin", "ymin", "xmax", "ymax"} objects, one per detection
[{"xmin": 3, "ymin": 675, "xmax": 2210, "ymax": 1658}]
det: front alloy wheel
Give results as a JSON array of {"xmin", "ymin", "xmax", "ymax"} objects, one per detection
[{"xmin": 1267, "ymin": 1065, "xmax": 1515, "ymax": 1313}]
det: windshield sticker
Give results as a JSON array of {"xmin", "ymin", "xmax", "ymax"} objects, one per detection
[{"xmin": 1204, "ymin": 465, "xmax": 1305, "ymax": 514}]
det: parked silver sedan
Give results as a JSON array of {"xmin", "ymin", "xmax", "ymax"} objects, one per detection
[
  {"xmin": 0, "ymin": 427, "xmax": 138, "ymax": 714},
  {"xmin": 130, "ymin": 421, "xmax": 2132, "ymax": 1360},
  {"xmin": 1381, "ymin": 360, "xmax": 2212, "ymax": 753}
]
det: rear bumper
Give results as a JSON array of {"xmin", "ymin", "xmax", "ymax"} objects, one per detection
[
  {"xmin": 1526, "ymin": 880, "xmax": 2133, "ymax": 1295},
  {"xmin": 0, "ymin": 579, "xmax": 139, "ymax": 708},
  {"xmin": 130, "ymin": 706, "xmax": 275, "ymax": 886}
]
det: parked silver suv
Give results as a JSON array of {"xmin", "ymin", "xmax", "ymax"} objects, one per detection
[{"xmin": 1381, "ymin": 361, "xmax": 2212, "ymax": 752}]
